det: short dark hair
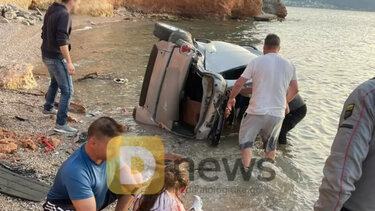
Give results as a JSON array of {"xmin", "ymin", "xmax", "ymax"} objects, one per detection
[
  {"xmin": 264, "ymin": 34, "xmax": 280, "ymax": 49},
  {"xmin": 88, "ymin": 117, "xmax": 127, "ymax": 139},
  {"xmin": 61, "ymin": 0, "xmax": 70, "ymax": 3}
]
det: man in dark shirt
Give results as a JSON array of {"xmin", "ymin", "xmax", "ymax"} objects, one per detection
[
  {"xmin": 41, "ymin": 0, "xmax": 78, "ymax": 133},
  {"xmin": 278, "ymin": 94, "xmax": 307, "ymax": 144}
]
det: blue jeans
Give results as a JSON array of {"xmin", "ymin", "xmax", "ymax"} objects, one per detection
[{"xmin": 43, "ymin": 58, "xmax": 73, "ymax": 126}]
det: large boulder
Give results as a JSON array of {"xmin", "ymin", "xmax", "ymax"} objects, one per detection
[
  {"xmin": 262, "ymin": 0, "xmax": 287, "ymax": 18},
  {"xmin": 0, "ymin": 64, "xmax": 37, "ymax": 89},
  {"xmin": 125, "ymin": 0, "xmax": 263, "ymax": 18},
  {"xmin": 29, "ymin": 0, "xmax": 53, "ymax": 10}
]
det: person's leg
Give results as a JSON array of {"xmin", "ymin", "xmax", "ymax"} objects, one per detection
[
  {"xmin": 239, "ymin": 114, "xmax": 261, "ymax": 167},
  {"xmin": 278, "ymin": 114, "xmax": 293, "ymax": 144},
  {"xmin": 42, "ymin": 200, "xmax": 75, "ymax": 211},
  {"xmin": 263, "ymin": 116, "xmax": 284, "ymax": 160},
  {"xmin": 43, "ymin": 59, "xmax": 59, "ymax": 112},
  {"xmin": 99, "ymin": 190, "xmax": 134, "ymax": 211},
  {"xmin": 278, "ymin": 105, "xmax": 307, "ymax": 144},
  {"xmin": 265, "ymin": 150, "xmax": 276, "ymax": 160},
  {"xmin": 54, "ymin": 59, "xmax": 74, "ymax": 126},
  {"xmin": 241, "ymin": 148, "xmax": 253, "ymax": 167}
]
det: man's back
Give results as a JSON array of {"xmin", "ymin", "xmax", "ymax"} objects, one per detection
[
  {"xmin": 41, "ymin": 2, "xmax": 72, "ymax": 60},
  {"xmin": 242, "ymin": 53, "xmax": 296, "ymax": 117}
]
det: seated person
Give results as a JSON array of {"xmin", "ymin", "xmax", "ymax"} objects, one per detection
[
  {"xmin": 43, "ymin": 117, "xmax": 132, "ymax": 211},
  {"xmin": 132, "ymin": 161, "xmax": 203, "ymax": 211}
]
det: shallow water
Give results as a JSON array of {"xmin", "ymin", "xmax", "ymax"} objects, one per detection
[{"xmin": 59, "ymin": 7, "xmax": 375, "ymax": 210}]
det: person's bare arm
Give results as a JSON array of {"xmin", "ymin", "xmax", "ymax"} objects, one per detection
[
  {"xmin": 226, "ymin": 77, "xmax": 248, "ymax": 117},
  {"xmin": 115, "ymin": 195, "xmax": 134, "ymax": 211},
  {"xmin": 71, "ymin": 197, "xmax": 96, "ymax": 211},
  {"xmin": 286, "ymin": 80, "xmax": 299, "ymax": 103},
  {"xmin": 60, "ymin": 45, "xmax": 75, "ymax": 75}
]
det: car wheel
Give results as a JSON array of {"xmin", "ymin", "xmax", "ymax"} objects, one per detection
[{"xmin": 153, "ymin": 22, "xmax": 192, "ymax": 44}]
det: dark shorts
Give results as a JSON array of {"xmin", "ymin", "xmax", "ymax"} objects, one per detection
[{"xmin": 43, "ymin": 190, "xmax": 118, "ymax": 211}]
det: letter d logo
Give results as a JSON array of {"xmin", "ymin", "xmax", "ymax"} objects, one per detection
[
  {"xmin": 119, "ymin": 146, "xmax": 155, "ymax": 185},
  {"xmin": 107, "ymin": 136, "xmax": 164, "ymax": 195}
]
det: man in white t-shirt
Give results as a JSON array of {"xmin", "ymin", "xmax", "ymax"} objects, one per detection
[{"xmin": 226, "ymin": 34, "xmax": 299, "ymax": 167}]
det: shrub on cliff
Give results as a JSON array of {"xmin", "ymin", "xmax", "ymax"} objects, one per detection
[{"xmin": 76, "ymin": 0, "xmax": 114, "ymax": 17}]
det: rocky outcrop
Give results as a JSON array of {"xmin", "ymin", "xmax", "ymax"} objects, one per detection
[
  {"xmin": 0, "ymin": 64, "xmax": 37, "ymax": 90},
  {"xmin": 1, "ymin": 3, "xmax": 43, "ymax": 25},
  {"xmin": 262, "ymin": 0, "xmax": 287, "ymax": 18},
  {"xmin": 29, "ymin": 0, "xmax": 53, "ymax": 10},
  {"xmin": 1, "ymin": 0, "xmax": 266, "ymax": 18},
  {"xmin": 125, "ymin": 0, "xmax": 263, "ymax": 18},
  {"xmin": 0, "ymin": 0, "xmax": 31, "ymax": 9}
]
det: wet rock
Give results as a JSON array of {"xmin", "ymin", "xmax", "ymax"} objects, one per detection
[
  {"xmin": 254, "ymin": 13, "xmax": 278, "ymax": 21},
  {"xmin": 262, "ymin": 0, "xmax": 287, "ymax": 18},
  {"xmin": 0, "ymin": 63, "xmax": 37, "ymax": 89}
]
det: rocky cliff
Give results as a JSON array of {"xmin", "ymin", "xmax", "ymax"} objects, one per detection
[
  {"xmin": 263, "ymin": 0, "xmax": 287, "ymax": 18},
  {"xmin": 0, "ymin": 0, "xmax": 266, "ymax": 18},
  {"xmin": 0, "ymin": 0, "xmax": 288, "ymax": 18},
  {"xmin": 125, "ymin": 0, "xmax": 263, "ymax": 18}
]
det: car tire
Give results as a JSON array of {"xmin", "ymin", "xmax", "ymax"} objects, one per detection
[
  {"xmin": 153, "ymin": 22, "xmax": 192, "ymax": 44},
  {"xmin": 169, "ymin": 31, "xmax": 193, "ymax": 44}
]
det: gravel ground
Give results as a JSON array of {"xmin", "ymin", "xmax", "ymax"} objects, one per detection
[{"xmin": 0, "ymin": 8, "xmax": 148, "ymax": 211}]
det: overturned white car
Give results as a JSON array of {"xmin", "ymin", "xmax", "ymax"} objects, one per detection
[{"xmin": 134, "ymin": 22, "xmax": 261, "ymax": 146}]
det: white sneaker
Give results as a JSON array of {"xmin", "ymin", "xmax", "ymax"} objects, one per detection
[
  {"xmin": 54, "ymin": 124, "xmax": 78, "ymax": 134},
  {"xmin": 43, "ymin": 108, "xmax": 58, "ymax": 115}
]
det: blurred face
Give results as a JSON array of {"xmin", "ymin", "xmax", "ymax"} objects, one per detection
[
  {"xmin": 89, "ymin": 135, "xmax": 112, "ymax": 161},
  {"xmin": 66, "ymin": 0, "xmax": 79, "ymax": 13}
]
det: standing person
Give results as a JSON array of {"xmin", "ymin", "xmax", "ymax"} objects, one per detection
[
  {"xmin": 41, "ymin": 0, "xmax": 78, "ymax": 133},
  {"xmin": 226, "ymin": 34, "xmax": 299, "ymax": 167},
  {"xmin": 43, "ymin": 117, "xmax": 133, "ymax": 211},
  {"xmin": 278, "ymin": 93, "xmax": 307, "ymax": 144},
  {"xmin": 315, "ymin": 79, "xmax": 375, "ymax": 211}
]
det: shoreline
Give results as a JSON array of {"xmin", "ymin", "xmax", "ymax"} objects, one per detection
[{"xmin": 0, "ymin": 8, "xmax": 158, "ymax": 210}]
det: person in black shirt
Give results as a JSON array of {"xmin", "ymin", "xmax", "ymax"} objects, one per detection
[
  {"xmin": 41, "ymin": 0, "xmax": 78, "ymax": 133},
  {"xmin": 278, "ymin": 94, "xmax": 307, "ymax": 144}
]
